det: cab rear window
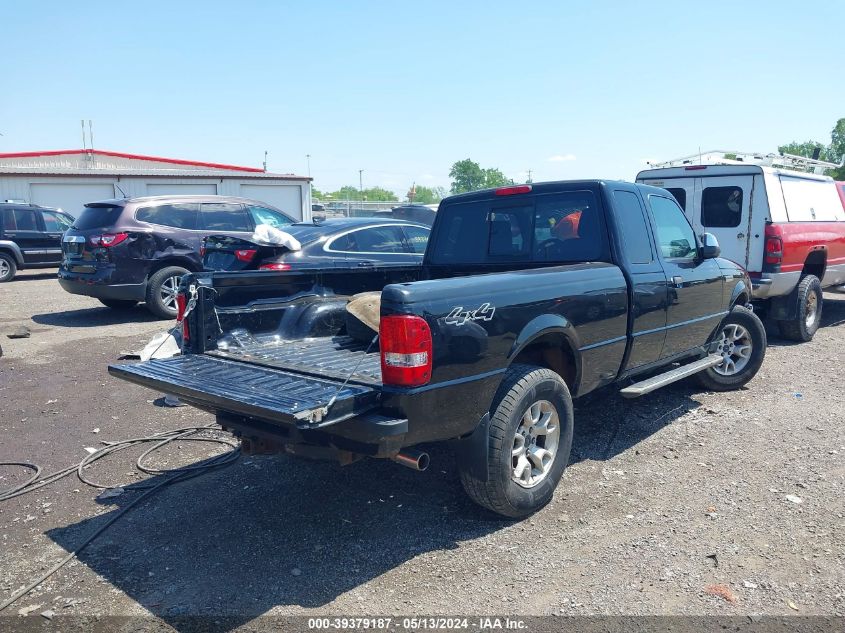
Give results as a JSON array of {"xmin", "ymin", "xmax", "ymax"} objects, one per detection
[
  {"xmin": 429, "ymin": 191, "xmax": 606, "ymax": 265},
  {"xmin": 72, "ymin": 205, "xmax": 124, "ymax": 230}
]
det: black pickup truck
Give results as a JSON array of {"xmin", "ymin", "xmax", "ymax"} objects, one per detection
[{"xmin": 110, "ymin": 181, "xmax": 766, "ymax": 517}]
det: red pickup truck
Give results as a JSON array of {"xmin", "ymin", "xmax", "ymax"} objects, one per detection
[{"xmin": 638, "ymin": 164, "xmax": 845, "ymax": 341}]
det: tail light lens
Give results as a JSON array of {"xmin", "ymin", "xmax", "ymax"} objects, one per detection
[
  {"xmin": 764, "ymin": 236, "xmax": 783, "ymax": 265},
  {"xmin": 235, "ymin": 249, "xmax": 257, "ymax": 262},
  {"xmin": 89, "ymin": 232, "xmax": 129, "ymax": 247},
  {"xmin": 175, "ymin": 292, "xmax": 189, "ymax": 343},
  {"xmin": 259, "ymin": 262, "xmax": 292, "ymax": 271},
  {"xmin": 199, "ymin": 246, "xmax": 206, "ymax": 257},
  {"xmin": 380, "ymin": 315, "xmax": 432, "ymax": 387}
]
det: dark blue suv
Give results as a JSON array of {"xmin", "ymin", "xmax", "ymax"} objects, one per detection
[
  {"xmin": 58, "ymin": 195, "xmax": 296, "ymax": 318},
  {"xmin": 0, "ymin": 203, "xmax": 75, "ymax": 282}
]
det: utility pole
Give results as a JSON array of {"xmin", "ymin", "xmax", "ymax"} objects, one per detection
[
  {"xmin": 306, "ymin": 154, "xmax": 311, "ymax": 177},
  {"xmin": 526, "ymin": 169, "xmax": 533, "ymax": 184},
  {"xmin": 358, "ymin": 169, "xmax": 364, "ymax": 212}
]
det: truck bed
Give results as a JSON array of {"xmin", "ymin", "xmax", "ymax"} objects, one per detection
[{"xmin": 208, "ymin": 335, "xmax": 382, "ymax": 386}]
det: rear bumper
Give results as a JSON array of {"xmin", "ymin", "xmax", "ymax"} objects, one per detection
[
  {"xmin": 751, "ymin": 271, "xmax": 800, "ymax": 299},
  {"xmin": 58, "ymin": 267, "xmax": 147, "ymax": 301}
]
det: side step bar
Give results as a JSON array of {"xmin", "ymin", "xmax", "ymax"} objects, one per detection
[{"xmin": 619, "ymin": 354, "xmax": 723, "ymax": 399}]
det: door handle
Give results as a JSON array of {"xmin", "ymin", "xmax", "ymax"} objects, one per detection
[
  {"xmin": 357, "ymin": 261, "xmax": 375, "ymax": 268},
  {"xmin": 737, "ymin": 232, "xmax": 745, "ymax": 239},
  {"xmin": 672, "ymin": 276, "xmax": 684, "ymax": 288}
]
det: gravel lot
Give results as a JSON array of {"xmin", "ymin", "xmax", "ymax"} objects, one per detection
[{"xmin": 0, "ymin": 269, "xmax": 843, "ymax": 625}]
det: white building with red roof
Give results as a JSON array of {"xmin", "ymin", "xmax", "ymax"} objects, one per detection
[{"xmin": 0, "ymin": 149, "xmax": 312, "ymax": 220}]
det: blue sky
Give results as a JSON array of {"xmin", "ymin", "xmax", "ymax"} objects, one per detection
[{"xmin": 2, "ymin": 1, "xmax": 842, "ymax": 197}]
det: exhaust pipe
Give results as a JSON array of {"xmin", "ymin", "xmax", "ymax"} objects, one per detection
[{"xmin": 391, "ymin": 448, "xmax": 430, "ymax": 471}]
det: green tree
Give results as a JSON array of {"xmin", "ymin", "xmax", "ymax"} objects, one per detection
[
  {"xmin": 778, "ymin": 141, "xmax": 831, "ymax": 162},
  {"xmin": 332, "ymin": 185, "xmax": 361, "ymax": 201},
  {"xmin": 363, "ymin": 186, "xmax": 397, "ymax": 201},
  {"xmin": 408, "ymin": 185, "xmax": 446, "ymax": 204},
  {"xmin": 483, "ymin": 167, "xmax": 511, "ymax": 188},
  {"xmin": 828, "ymin": 118, "xmax": 845, "ymax": 179},
  {"xmin": 449, "ymin": 159, "xmax": 487, "ymax": 194},
  {"xmin": 449, "ymin": 159, "xmax": 512, "ymax": 194}
]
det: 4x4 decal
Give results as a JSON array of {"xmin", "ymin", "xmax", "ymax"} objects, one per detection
[{"xmin": 444, "ymin": 302, "xmax": 496, "ymax": 326}]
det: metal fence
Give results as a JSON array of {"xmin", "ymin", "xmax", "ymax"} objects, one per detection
[{"xmin": 314, "ymin": 200, "xmax": 421, "ymax": 219}]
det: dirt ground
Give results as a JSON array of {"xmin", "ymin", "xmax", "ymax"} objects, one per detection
[{"xmin": 0, "ymin": 269, "xmax": 843, "ymax": 627}]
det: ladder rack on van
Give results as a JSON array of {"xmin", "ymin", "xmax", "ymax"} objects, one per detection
[{"xmin": 647, "ymin": 150, "xmax": 843, "ymax": 175}]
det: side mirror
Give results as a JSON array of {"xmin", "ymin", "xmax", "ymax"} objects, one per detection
[{"xmin": 700, "ymin": 232, "xmax": 721, "ymax": 259}]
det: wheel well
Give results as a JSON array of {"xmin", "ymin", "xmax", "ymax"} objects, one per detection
[
  {"xmin": 147, "ymin": 257, "xmax": 199, "ymax": 278},
  {"xmin": 802, "ymin": 250, "xmax": 826, "ymax": 280},
  {"xmin": 512, "ymin": 333, "xmax": 576, "ymax": 391},
  {"xmin": 734, "ymin": 292, "xmax": 748, "ymax": 306},
  {"xmin": 0, "ymin": 248, "xmax": 19, "ymax": 263}
]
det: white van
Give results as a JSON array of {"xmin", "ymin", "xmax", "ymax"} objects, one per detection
[{"xmin": 637, "ymin": 155, "xmax": 845, "ymax": 342}]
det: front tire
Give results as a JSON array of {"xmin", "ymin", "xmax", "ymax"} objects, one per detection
[
  {"xmin": 0, "ymin": 253, "xmax": 17, "ymax": 282},
  {"xmin": 145, "ymin": 266, "xmax": 189, "ymax": 319},
  {"xmin": 694, "ymin": 305, "xmax": 766, "ymax": 392},
  {"xmin": 777, "ymin": 275, "xmax": 822, "ymax": 342},
  {"xmin": 459, "ymin": 364, "xmax": 574, "ymax": 518}
]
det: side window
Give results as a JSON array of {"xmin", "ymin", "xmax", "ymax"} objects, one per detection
[
  {"xmin": 2, "ymin": 208, "xmax": 17, "ymax": 231},
  {"xmin": 42, "ymin": 211, "xmax": 73, "ymax": 232},
  {"xmin": 135, "ymin": 204, "xmax": 199, "ymax": 230},
  {"xmin": 13, "ymin": 209, "xmax": 38, "ymax": 231},
  {"xmin": 200, "ymin": 203, "xmax": 252, "ymax": 231},
  {"xmin": 612, "ymin": 191, "xmax": 653, "ymax": 264},
  {"xmin": 402, "ymin": 225, "xmax": 430, "ymax": 254},
  {"xmin": 331, "ymin": 226, "xmax": 406, "ymax": 253},
  {"xmin": 489, "ymin": 206, "xmax": 531, "ymax": 258},
  {"xmin": 666, "ymin": 188, "xmax": 687, "ymax": 210},
  {"xmin": 533, "ymin": 191, "xmax": 602, "ymax": 263},
  {"xmin": 649, "ymin": 195, "xmax": 697, "ymax": 260},
  {"xmin": 701, "ymin": 186, "xmax": 742, "ymax": 228},
  {"xmin": 247, "ymin": 205, "xmax": 293, "ymax": 229}
]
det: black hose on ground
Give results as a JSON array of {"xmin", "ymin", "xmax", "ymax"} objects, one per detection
[{"xmin": 0, "ymin": 424, "xmax": 240, "ymax": 612}]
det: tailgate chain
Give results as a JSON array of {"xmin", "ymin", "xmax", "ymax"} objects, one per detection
[{"xmin": 309, "ymin": 333, "xmax": 379, "ymax": 424}]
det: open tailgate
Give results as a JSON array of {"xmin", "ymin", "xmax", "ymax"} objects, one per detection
[{"xmin": 108, "ymin": 355, "xmax": 380, "ymax": 428}]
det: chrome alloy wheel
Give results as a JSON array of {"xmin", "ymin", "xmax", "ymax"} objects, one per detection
[
  {"xmin": 0, "ymin": 258, "xmax": 10, "ymax": 279},
  {"xmin": 511, "ymin": 400, "xmax": 560, "ymax": 488},
  {"xmin": 159, "ymin": 275, "xmax": 181, "ymax": 310},
  {"xmin": 714, "ymin": 323, "xmax": 752, "ymax": 376},
  {"xmin": 804, "ymin": 291, "xmax": 819, "ymax": 328}
]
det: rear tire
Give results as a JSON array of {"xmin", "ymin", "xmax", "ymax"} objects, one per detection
[
  {"xmin": 459, "ymin": 364, "xmax": 574, "ymax": 518},
  {"xmin": 145, "ymin": 266, "xmax": 189, "ymax": 319},
  {"xmin": 694, "ymin": 305, "xmax": 766, "ymax": 392},
  {"xmin": 98, "ymin": 299, "xmax": 138, "ymax": 310},
  {"xmin": 776, "ymin": 275, "xmax": 822, "ymax": 342},
  {"xmin": 0, "ymin": 253, "xmax": 17, "ymax": 282}
]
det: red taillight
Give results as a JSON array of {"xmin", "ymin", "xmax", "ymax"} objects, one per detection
[
  {"xmin": 175, "ymin": 293, "xmax": 189, "ymax": 343},
  {"xmin": 495, "ymin": 185, "xmax": 532, "ymax": 196},
  {"xmin": 235, "ymin": 249, "xmax": 257, "ymax": 262},
  {"xmin": 380, "ymin": 315, "xmax": 432, "ymax": 387},
  {"xmin": 764, "ymin": 236, "xmax": 783, "ymax": 265},
  {"xmin": 89, "ymin": 232, "xmax": 129, "ymax": 247},
  {"xmin": 199, "ymin": 246, "xmax": 206, "ymax": 257},
  {"xmin": 259, "ymin": 262, "xmax": 292, "ymax": 271}
]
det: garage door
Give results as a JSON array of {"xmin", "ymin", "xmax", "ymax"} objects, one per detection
[
  {"xmin": 240, "ymin": 184, "xmax": 303, "ymax": 221},
  {"xmin": 146, "ymin": 183, "xmax": 218, "ymax": 196},
  {"xmin": 30, "ymin": 183, "xmax": 116, "ymax": 219}
]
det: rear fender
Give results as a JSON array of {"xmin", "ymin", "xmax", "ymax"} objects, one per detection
[{"xmin": 508, "ymin": 314, "xmax": 582, "ymax": 391}]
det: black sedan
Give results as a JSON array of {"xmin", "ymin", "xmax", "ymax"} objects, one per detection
[{"xmin": 201, "ymin": 217, "xmax": 430, "ymax": 272}]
